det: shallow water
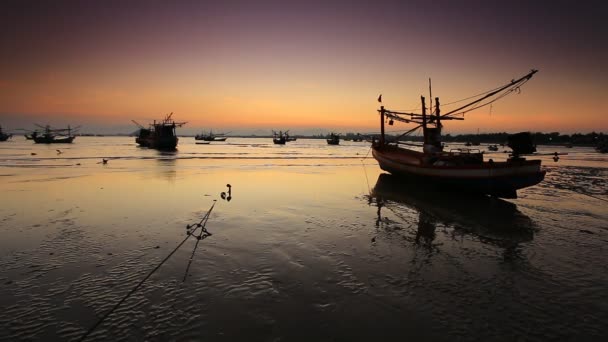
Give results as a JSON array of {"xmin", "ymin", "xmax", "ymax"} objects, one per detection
[{"xmin": 0, "ymin": 137, "xmax": 607, "ymax": 341}]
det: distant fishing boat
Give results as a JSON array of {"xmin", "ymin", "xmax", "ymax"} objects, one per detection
[
  {"xmin": 0, "ymin": 125, "xmax": 12, "ymax": 141},
  {"xmin": 24, "ymin": 131, "xmax": 39, "ymax": 140},
  {"xmin": 488, "ymin": 144, "xmax": 499, "ymax": 151},
  {"xmin": 596, "ymin": 139, "xmax": 608, "ymax": 153},
  {"xmin": 133, "ymin": 113, "xmax": 186, "ymax": 150},
  {"xmin": 32, "ymin": 124, "xmax": 78, "ymax": 144},
  {"xmin": 272, "ymin": 130, "xmax": 288, "ymax": 144},
  {"xmin": 326, "ymin": 132, "xmax": 340, "ymax": 145},
  {"xmin": 372, "ymin": 69, "xmax": 551, "ymax": 199},
  {"xmin": 195, "ymin": 130, "xmax": 229, "ymax": 141}
]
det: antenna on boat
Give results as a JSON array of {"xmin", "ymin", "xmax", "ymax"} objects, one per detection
[{"xmin": 429, "ymin": 78, "xmax": 432, "ymax": 115}]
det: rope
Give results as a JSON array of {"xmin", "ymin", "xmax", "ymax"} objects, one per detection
[
  {"xmin": 78, "ymin": 201, "xmax": 217, "ymax": 342},
  {"xmin": 181, "ymin": 204, "xmax": 216, "ymax": 282}
]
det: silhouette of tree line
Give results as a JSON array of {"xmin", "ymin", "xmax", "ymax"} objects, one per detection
[{"xmin": 394, "ymin": 132, "xmax": 606, "ymax": 146}]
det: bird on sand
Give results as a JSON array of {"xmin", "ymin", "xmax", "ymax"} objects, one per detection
[{"xmin": 56, "ymin": 149, "xmax": 63, "ymax": 154}]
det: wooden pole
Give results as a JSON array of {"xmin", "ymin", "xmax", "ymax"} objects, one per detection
[
  {"xmin": 435, "ymin": 97, "xmax": 441, "ymax": 130},
  {"xmin": 429, "ymin": 78, "xmax": 433, "ymax": 114}
]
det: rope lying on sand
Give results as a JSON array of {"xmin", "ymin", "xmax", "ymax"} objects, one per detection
[{"xmin": 78, "ymin": 200, "xmax": 217, "ymax": 342}]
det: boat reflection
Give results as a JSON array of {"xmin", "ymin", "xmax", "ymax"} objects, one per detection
[
  {"xmin": 155, "ymin": 151, "xmax": 178, "ymax": 182},
  {"xmin": 370, "ymin": 173, "xmax": 535, "ymax": 250}
]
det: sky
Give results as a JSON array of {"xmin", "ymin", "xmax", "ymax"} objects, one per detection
[{"xmin": 1, "ymin": 0, "xmax": 606, "ymax": 135}]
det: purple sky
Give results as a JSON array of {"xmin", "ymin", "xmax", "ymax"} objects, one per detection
[{"xmin": 1, "ymin": 0, "xmax": 606, "ymax": 134}]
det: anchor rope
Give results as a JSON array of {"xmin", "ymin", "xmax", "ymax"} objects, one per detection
[{"xmin": 78, "ymin": 200, "xmax": 217, "ymax": 342}]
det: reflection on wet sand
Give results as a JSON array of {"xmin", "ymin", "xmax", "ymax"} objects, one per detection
[
  {"xmin": 370, "ymin": 173, "xmax": 535, "ymax": 253},
  {"xmin": 155, "ymin": 151, "xmax": 178, "ymax": 182}
]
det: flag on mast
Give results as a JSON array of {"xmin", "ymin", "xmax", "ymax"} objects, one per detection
[{"xmin": 377, "ymin": 94, "xmax": 382, "ymax": 103}]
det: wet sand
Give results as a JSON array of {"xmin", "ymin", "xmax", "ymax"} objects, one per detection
[{"xmin": 0, "ymin": 138, "xmax": 607, "ymax": 341}]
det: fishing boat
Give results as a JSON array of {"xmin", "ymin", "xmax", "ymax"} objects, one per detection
[
  {"xmin": 327, "ymin": 132, "xmax": 340, "ymax": 145},
  {"xmin": 272, "ymin": 130, "xmax": 288, "ymax": 144},
  {"xmin": 24, "ymin": 131, "xmax": 39, "ymax": 140},
  {"xmin": 195, "ymin": 130, "xmax": 229, "ymax": 141},
  {"xmin": 596, "ymin": 139, "xmax": 608, "ymax": 153},
  {"xmin": 133, "ymin": 113, "xmax": 186, "ymax": 150},
  {"xmin": 32, "ymin": 124, "xmax": 78, "ymax": 144},
  {"xmin": 372, "ymin": 69, "xmax": 547, "ymax": 199},
  {"xmin": 0, "ymin": 125, "xmax": 12, "ymax": 141},
  {"xmin": 488, "ymin": 144, "xmax": 499, "ymax": 152}
]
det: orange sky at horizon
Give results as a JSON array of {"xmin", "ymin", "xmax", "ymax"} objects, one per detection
[{"xmin": 1, "ymin": 1, "xmax": 606, "ymax": 135}]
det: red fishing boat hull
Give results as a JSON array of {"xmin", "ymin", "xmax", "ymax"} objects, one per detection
[{"xmin": 372, "ymin": 145, "xmax": 545, "ymax": 198}]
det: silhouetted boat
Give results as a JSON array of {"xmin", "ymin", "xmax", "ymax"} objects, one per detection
[
  {"xmin": 32, "ymin": 124, "xmax": 78, "ymax": 144},
  {"xmin": 596, "ymin": 139, "xmax": 608, "ymax": 153},
  {"xmin": 273, "ymin": 130, "xmax": 289, "ymax": 144},
  {"xmin": 134, "ymin": 113, "xmax": 186, "ymax": 150},
  {"xmin": 24, "ymin": 131, "xmax": 38, "ymax": 140},
  {"xmin": 0, "ymin": 125, "xmax": 12, "ymax": 141},
  {"xmin": 488, "ymin": 144, "xmax": 499, "ymax": 151},
  {"xmin": 326, "ymin": 132, "xmax": 340, "ymax": 145},
  {"xmin": 372, "ymin": 70, "xmax": 547, "ymax": 198},
  {"xmin": 195, "ymin": 130, "xmax": 228, "ymax": 141}
]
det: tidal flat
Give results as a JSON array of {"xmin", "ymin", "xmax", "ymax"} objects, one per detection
[{"xmin": 0, "ymin": 137, "xmax": 607, "ymax": 341}]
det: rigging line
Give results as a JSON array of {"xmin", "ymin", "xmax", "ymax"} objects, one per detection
[
  {"xmin": 445, "ymin": 85, "xmax": 522, "ymax": 117},
  {"xmin": 444, "ymin": 83, "xmax": 524, "ymax": 117},
  {"xmin": 440, "ymin": 83, "xmax": 507, "ymax": 107},
  {"xmin": 442, "ymin": 70, "xmax": 536, "ymax": 118},
  {"xmin": 359, "ymin": 129, "xmax": 417, "ymax": 135},
  {"xmin": 393, "ymin": 125, "xmax": 422, "ymax": 142},
  {"xmin": 78, "ymin": 201, "xmax": 217, "ymax": 342}
]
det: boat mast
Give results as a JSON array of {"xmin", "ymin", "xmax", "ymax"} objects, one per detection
[
  {"xmin": 380, "ymin": 106, "xmax": 385, "ymax": 145},
  {"xmin": 435, "ymin": 97, "xmax": 441, "ymax": 129},
  {"xmin": 429, "ymin": 78, "xmax": 433, "ymax": 115},
  {"xmin": 421, "ymin": 96, "xmax": 427, "ymax": 142}
]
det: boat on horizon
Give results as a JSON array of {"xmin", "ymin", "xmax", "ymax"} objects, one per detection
[
  {"xmin": 273, "ymin": 130, "xmax": 289, "ymax": 144},
  {"xmin": 133, "ymin": 113, "xmax": 186, "ymax": 150},
  {"xmin": 0, "ymin": 125, "xmax": 12, "ymax": 141},
  {"xmin": 32, "ymin": 124, "xmax": 78, "ymax": 144},
  {"xmin": 195, "ymin": 130, "xmax": 229, "ymax": 141},
  {"xmin": 372, "ymin": 69, "xmax": 549, "ymax": 199},
  {"xmin": 596, "ymin": 139, "xmax": 608, "ymax": 153},
  {"xmin": 327, "ymin": 132, "xmax": 340, "ymax": 145}
]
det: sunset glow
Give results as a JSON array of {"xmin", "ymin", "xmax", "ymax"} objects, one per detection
[{"xmin": 1, "ymin": 0, "xmax": 606, "ymax": 134}]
